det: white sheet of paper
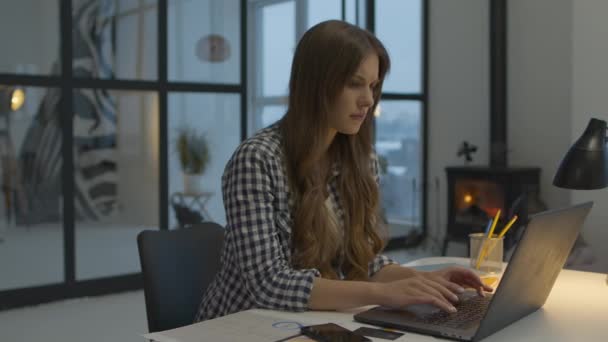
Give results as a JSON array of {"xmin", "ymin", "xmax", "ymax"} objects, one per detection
[{"xmin": 141, "ymin": 310, "xmax": 313, "ymax": 342}]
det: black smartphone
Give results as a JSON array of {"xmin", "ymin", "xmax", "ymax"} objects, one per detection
[{"xmin": 300, "ymin": 323, "xmax": 371, "ymax": 342}]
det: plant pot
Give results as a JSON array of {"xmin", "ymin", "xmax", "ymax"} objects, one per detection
[{"xmin": 183, "ymin": 173, "xmax": 205, "ymax": 195}]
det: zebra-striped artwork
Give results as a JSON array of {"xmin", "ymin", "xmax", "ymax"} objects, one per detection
[{"xmin": 18, "ymin": 0, "xmax": 118, "ymax": 224}]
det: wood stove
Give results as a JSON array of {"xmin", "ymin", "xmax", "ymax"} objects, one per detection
[{"xmin": 442, "ymin": 166, "xmax": 541, "ymax": 255}]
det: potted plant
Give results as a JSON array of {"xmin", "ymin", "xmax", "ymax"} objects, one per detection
[{"xmin": 176, "ymin": 127, "xmax": 210, "ymax": 194}]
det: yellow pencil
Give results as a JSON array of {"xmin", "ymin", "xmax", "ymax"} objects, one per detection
[
  {"xmin": 479, "ymin": 215, "xmax": 519, "ymax": 268},
  {"xmin": 498, "ymin": 215, "xmax": 518, "ymax": 238},
  {"xmin": 476, "ymin": 210, "xmax": 501, "ymax": 269}
]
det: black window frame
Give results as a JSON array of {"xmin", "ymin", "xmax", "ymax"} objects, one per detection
[
  {"xmin": 367, "ymin": 0, "xmax": 429, "ymax": 250},
  {"xmin": 0, "ymin": 0, "xmax": 248, "ymax": 310}
]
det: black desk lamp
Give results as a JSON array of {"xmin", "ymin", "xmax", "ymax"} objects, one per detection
[
  {"xmin": 554, "ymin": 118, "xmax": 607, "ymax": 190},
  {"xmin": 553, "ymin": 117, "xmax": 607, "ymax": 284}
]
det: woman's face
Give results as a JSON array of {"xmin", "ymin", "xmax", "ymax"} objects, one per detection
[{"xmin": 328, "ymin": 53, "xmax": 379, "ymax": 137}]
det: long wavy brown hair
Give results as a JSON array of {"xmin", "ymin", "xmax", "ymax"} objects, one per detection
[{"xmin": 279, "ymin": 20, "xmax": 390, "ymax": 280}]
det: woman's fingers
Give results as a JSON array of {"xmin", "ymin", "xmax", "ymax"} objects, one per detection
[
  {"xmin": 428, "ymin": 276, "xmax": 466, "ymax": 295},
  {"xmin": 387, "ymin": 271, "xmax": 500, "ymax": 313},
  {"xmin": 412, "ymin": 278, "xmax": 460, "ymax": 311},
  {"xmin": 388, "ymin": 267, "xmax": 499, "ymax": 313},
  {"xmin": 437, "ymin": 274, "xmax": 490, "ymax": 298},
  {"xmin": 460, "ymin": 272, "xmax": 495, "ymax": 293},
  {"xmin": 420, "ymin": 277, "xmax": 460, "ymax": 303},
  {"xmin": 480, "ymin": 281, "xmax": 494, "ymax": 292},
  {"xmin": 407, "ymin": 289, "xmax": 457, "ymax": 313},
  {"xmin": 388, "ymin": 278, "xmax": 457, "ymax": 313},
  {"xmin": 443, "ymin": 267, "xmax": 495, "ymax": 294}
]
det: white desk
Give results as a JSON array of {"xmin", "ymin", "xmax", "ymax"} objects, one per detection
[{"xmin": 143, "ymin": 257, "xmax": 608, "ymax": 342}]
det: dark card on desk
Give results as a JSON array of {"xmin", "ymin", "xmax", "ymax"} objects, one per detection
[{"xmin": 353, "ymin": 327, "xmax": 404, "ymax": 340}]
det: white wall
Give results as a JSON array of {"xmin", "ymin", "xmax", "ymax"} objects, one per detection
[
  {"xmin": 428, "ymin": 0, "xmax": 607, "ymax": 273},
  {"xmin": 427, "ymin": 0, "xmax": 489, "ymax": 244},
  {"xmin": 572, "ymin": 0, "xmax": 608, "ymax": 273},
  {"xmin": 508, "ymin": 0, "xmax": 607, "ymax": 273},
  {"xmin": 0, "ymin": 0, "xmax": 59, "ymax": 74},
  {"xmin": 508, "ymin": 0, "xmax": 572, "ymax": 210},
  {"xmin": 114, "ymin": 4, "xmax": 158, "ymax": 80}
]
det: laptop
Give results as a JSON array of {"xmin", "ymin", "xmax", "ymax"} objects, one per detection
[{"xmin": 354, "ymin": 202, "xmax": 593, "ymax": 341}]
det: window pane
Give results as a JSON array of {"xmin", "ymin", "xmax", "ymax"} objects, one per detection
[
  {"xmin": 262, "ymin": 1, "xmax": 295, "ymax": 97},
  {"xmin": 307, "ymin": 0, "xmax": 341, "ymax": 28},
  {"xmin": 169, "ymin": 0, "xmax": 240, "ymax": 83},
  {"xmin": 357, "ymin": 0, "xmax": 366, "ymax": 28},
  {"xmin": 0, "ymin": 85, "xmax": 63, "ymax": 290},
  {"xmin": 168, "ymin": 93, "xmax": 240, "ymax": 229},
  {"xmin": 375, "ymin": 0, "xmax": 422, "ymax": 93},
  {"xmin": 117, "ymin": 0, "xmax": 143, "ymax": 12},
  {"xmin": 258, "ymin": 104, "xmax": 286, "ymax": 131},
  {"xmin": 344, "ymin": 0, "xmax": 357, "ymax": 24},
  {"xmin": 375, "ymin": 100, "xmax": 422, "ymax": 238},
  {"xmin": 74, "ymin": 89, "xmax": 159, "ymax": 280},
  {"xmin": 0, "ymin": 0, "xmax": 60, "ymax": 75},
  {"xmin": 72, "ymin": 0, "xmax": 158, "ymax": 80}
]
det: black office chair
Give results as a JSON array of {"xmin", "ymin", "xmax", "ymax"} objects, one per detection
[{"xmin": 137, "ymin": 222, "xmax": 224, "ymax": 332}]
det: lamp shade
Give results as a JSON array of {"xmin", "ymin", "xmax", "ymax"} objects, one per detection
[{"xmin": 553, "ymin": 118, "xmax": 608, "ymax": 190}]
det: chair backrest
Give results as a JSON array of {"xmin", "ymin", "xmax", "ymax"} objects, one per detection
[{"xmin": 137, "ymin": 222, "xmax": 224, "ymax": 332}]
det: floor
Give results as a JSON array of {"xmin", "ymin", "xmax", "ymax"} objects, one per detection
[{"xmin": 0, "ymin": 290, "xmax": 148, "ymax": 342}]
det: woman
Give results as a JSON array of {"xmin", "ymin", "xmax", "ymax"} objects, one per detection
[{"xmin": 195, "ymin": 20, "xmax": 491, "ymax": 322}]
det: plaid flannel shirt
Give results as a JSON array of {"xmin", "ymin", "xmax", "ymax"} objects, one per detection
[{"xmin": 194, "ymin": 124, "xmax": 396, "ymax": 322}]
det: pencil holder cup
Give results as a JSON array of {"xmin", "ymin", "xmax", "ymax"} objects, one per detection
[{"xmin": 469, "ymin": 233, "xmax": 504, "ymax": 274}]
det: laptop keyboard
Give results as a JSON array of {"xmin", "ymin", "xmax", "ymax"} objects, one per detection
[{"xmin": 412, "ymin": 294, "xmax": 492, "ymax": 329}]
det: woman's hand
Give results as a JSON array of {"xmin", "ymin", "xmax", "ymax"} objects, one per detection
[
  {"xmin": 375, "ymin": 276, "xmax": 462, "ymax": 313},
  {"xmin": 374, "ymin": 266, "xmax": 494, "ymax": 313},
  {"xmin": 422, "ymin": 266, "xmax": 494, "ymax": 297}
]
